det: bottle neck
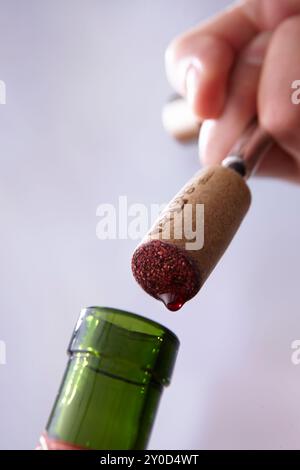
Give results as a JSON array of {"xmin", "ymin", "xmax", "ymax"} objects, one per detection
[
  {"xmin": 39, "ymin": 307, "xmax": 179, "ymax": 450},
  {"xmin": 45, "ymin": 351, "xmax": 163, "ymax": 450}
]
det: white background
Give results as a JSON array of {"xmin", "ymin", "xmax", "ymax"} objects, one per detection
[{"xmin": 0, "ymin": 0, "xmax": 300, "ymax": 449}]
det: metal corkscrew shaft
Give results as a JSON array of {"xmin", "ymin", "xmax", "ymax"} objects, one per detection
[{"xmin": 222, "ymin": 120, "xmax": 274, "ymax": 179}]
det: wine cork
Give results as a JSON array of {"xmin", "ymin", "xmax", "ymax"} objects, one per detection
[{"xmin": 132, "ymin": 166, "xmax": 251, "ymax": 310}]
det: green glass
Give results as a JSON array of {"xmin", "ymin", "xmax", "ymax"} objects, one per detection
[{"xmin": 45, "ymin": 307, "xmax": 179, "ymax": 450}]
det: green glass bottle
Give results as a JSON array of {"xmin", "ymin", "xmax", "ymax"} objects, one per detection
[{"xmin": 37, "ymin": 307, "xmax": 179, "ymax": 450}]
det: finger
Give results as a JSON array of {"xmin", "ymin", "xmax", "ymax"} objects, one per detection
[
  {"xmin": 259, "ymin": 15, "xmax": 300, "ymax": 163},
  {"xmin": 165, "ymin": 0, "xmax": 300, "ymax": 119},
  {"xmin": 165, "ymin": 5, "xmax": 257, "ymax": 119},
  {"xmin": 242, "ymin": 0, "xmax": 300, "ymax": 31},
  {"xmin": 256, "ymin": 145, "xmax": 300, "ymax": 182},
  {"xmin": 199, "ymin": 32, "xmax": 271, "ymax": 165}
]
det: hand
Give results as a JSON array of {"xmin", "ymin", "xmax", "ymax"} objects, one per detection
[{"xmin": 165, "ymin": 0, "xmax": 300, "ymax": 182}]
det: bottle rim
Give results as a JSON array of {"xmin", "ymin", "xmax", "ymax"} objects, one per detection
[
  {"xmin": 69, "ymin": 306, "xmax": 180, "ymax": 386},
  {"xmin": 86, "ymin": 306, "xmax": 180, "ymax": 347}
]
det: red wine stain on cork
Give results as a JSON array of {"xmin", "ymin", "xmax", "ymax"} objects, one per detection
[{"xmin": 132, "ymin": 240, "xmax": 201, "ymax": 311}]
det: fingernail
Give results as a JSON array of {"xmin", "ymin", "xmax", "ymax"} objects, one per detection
[
  {"xmin": 185, "ymin": 64, "xmax": 201, "ymax": 108},
  {"xmin": 199, "ymin": 119, "xmax": 218, "ymax": 165}
]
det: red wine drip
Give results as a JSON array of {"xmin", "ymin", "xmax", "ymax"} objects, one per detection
[{"xmin": 157, "ymin": 292, "xmax": 186, "ymax": 312}]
